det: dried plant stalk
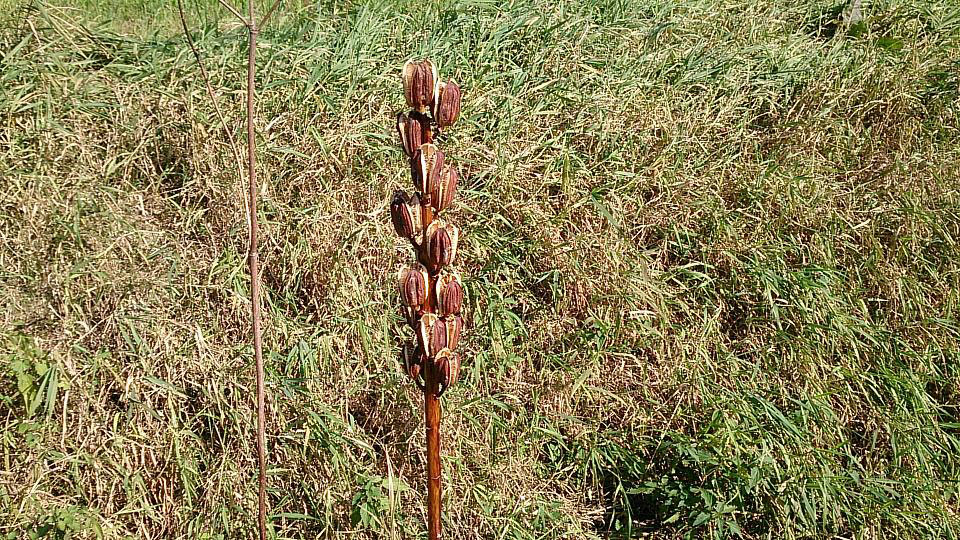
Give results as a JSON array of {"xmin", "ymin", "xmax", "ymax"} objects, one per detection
[
  {"xmin": 392, "ymin": 59, "xmax": 464, "ymax": 540},
  {"xmin": 244, "ymin": 4, "xmax": 268, "ymax": 540},
  {"xmin": 176, "ymin": 2, "xmax": 269, "ymax": 539}
]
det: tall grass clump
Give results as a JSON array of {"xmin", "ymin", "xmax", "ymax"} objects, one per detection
[{"xmin": 1, "ymin": 0, "xmax": 959, "ymax": 538}]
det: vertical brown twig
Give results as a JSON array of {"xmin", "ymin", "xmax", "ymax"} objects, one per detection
[
  {"xmin": 244, "ymin": 4, "xmax": 267, "ymax": 540},
  {"xmin": 178, "ymin": 2, "xmax": 267, "ymax": 538}
]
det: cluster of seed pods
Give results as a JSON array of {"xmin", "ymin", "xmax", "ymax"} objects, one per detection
[{"xmin": 391, "ymin": 59, "xmax": 464, "ymax": 396}]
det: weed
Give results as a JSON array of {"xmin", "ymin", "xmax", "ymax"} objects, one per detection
[{"xmin": 1, "ymin": 0, "xmax": 958, "ymax": 538}]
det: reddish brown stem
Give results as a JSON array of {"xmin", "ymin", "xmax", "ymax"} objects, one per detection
[
  {"xmin": 422, "ymin": 202, "xmax": 435, "ymax": 230},
  {"xmin": 244, "ymin": 4, "xmax": 267, "ymax": 540},
  {"xmin": 418, "ymin": 206, "xmax": 441, "ymax": 539},
  {"xmin": 424, "ymin": 369, "xmax": 442, "ymax": 540},
  {"xmin": 419, "ymin": 200, "xmax": 435, "ymax": 270}
]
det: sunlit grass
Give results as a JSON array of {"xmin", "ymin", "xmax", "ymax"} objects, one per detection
[{"xmin": 1, "ymin": 0, "xmax": 959, "ymax": 538}]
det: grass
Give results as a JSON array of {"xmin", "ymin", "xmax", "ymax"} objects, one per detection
[{"xmin": 1, "ymin": 0, "xmax": 959, "ymax": 538}]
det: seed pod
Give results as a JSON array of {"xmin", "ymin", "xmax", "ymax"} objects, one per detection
[
  {"xmin": 435, "ymin": 348, "xmax": 461, "ymax": 396},
  {"xmin": 431, "ymin": 316, "xmax": 451, "ymax": 353},
  {"xmin": 435, "ymin": 272, "xmax": 464, "ymax": 317},
  {"xmin": 433, "ymin": 81, "xmax": 461, "ymax": 128},
  {"xmin": 398, "ymin": 265, "xmax": 429, "ymax": 308},
  {"xmin": 430, "ymin": 165, "xmax": 458, "ymax": 213},
  {"xmin": 418, "ymin": 313, "xmax": 440, "ymax": 358},
  {"xmin": 398, "ymin": 304, "xmax": 418, "ymax": 329},
  {"xmin": 390, "ymin": 191, "xmax": 422, "ymax": 238},
  {"xmin": 425, "ymin": 221, "xmax": 459, "ymax": 270},
  {"xmin": 411, "ymin": 143, "xmax": 444, "ymax": 195},
  {"xmin": 397, "ymin": 113, "xmax": 428, "ymax": 157},
  {"xmin": 409, "ymin": 360, "xmax": 421, "ymax": 381},
  {"xmin": 402, "ymin": 59, "xmax": 438, "ymax": 112},
  {"xmin": 444, "ymin": 315, "xmax": 463, "ymax": 352},
  {"xmin": 403, "ymin": 342, "xmax": 425, "ymax": 383}
]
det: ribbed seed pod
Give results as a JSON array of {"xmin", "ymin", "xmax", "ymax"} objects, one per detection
[
  {"xmin": 412, "ymin": 143, "xmax": 444, "ymax": 195},
  {"xmin": 390, "ymin": 191, "xmax": 422, "ymax": 238},
  {"xmin": 397, "ymin": 113, "xmax": 428, "ymax": 157},
  {"xmin": 425, "ymin": 221, "xmax": 459, "ymax": 270},
  {"xmin": 402, "ymin": 59, "xmax": 438, "ymax": 112},
  {"xmin": 431, "ymin": 316, "xmax": 450, "ymax": 353},
  {"xmin": 444, "ymin": 315, "xmax": 463, "ymax": 352},
  {"xmin": 430, "ymin": 165, "xmax": 458, "ymax": 213},
  {"xmin": 403, "ymin": 342, "xmax": 424, "ymax": 383},
  {"xmin": 417, "ymin": 313, "xmax": 439, "ymax": 358},
  {"xmin": 398, "ymin": 265, "xmax": 430, "ymax": 308},
  {"xmin": 435, "ymin": 348, "xmax": 461, "ymax": 395},
  {"xmin": 433, "ymin": 81, "xmax": 461, "ymax": 128},
  {"xmin": 435, "ymin": 272, "xmax": 464, "ymax": 317}
]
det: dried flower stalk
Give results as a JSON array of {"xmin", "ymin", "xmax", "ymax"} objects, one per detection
[{"xmin": 391, "ymin": 58, "xmax": 464, "ymax": 540}]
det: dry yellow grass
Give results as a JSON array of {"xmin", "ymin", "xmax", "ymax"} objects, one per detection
[{"xmin": 2, "ymin": 1, "xmax": 959, "ymax": 538}]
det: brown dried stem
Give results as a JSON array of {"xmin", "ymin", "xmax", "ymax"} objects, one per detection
[
  {"xmin": 424, "ymin": 367, "xmax": 442, "ymax": 540},
  {"xmin": 179, "ymin": 1, "xmax": 268, "ymax": 539},
  {"xmin": 418, "ymin": 196, "xmax": 441, "ymax": 540},
  {"xmin": 176, "ymin": 1, "xmax": 267, "ymax": 536},
  {"xmin": 216, "ymin": 0, "xmax": 246, "ymax": 24},
  {"xmin": 175, "ymin": 0, "xmax": 243, "ymax": 184},
  {"xmin": 243, "ymin": 3, "xmax": 268, "ymax": 540}
]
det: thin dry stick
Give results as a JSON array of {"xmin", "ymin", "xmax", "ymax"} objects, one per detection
[
  {"xmin": 243, "ymin": 4, "xmax": 268, "ymax": 540},
  {"xmin": 216, "ymin": 0, "xmax": 246, "ymax": 25},
  {"xmin": 425, "ymin": 347, "xmax": 442, "ymax": 539},
  {"xmin": 181, "ymin": 1, "xmax": 267, "ymax": 538},
  {"xmin": 175, "ymin": 0, "xmax": 244, "ymax": 184},
  {"xmin": 260, "ymin": 0, "xmax": 283, "ymax": 28}
]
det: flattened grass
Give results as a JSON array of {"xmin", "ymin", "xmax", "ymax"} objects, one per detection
[{"xmin": 1, "ymin": 0, "xmax": 959, "ymax": 538}]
